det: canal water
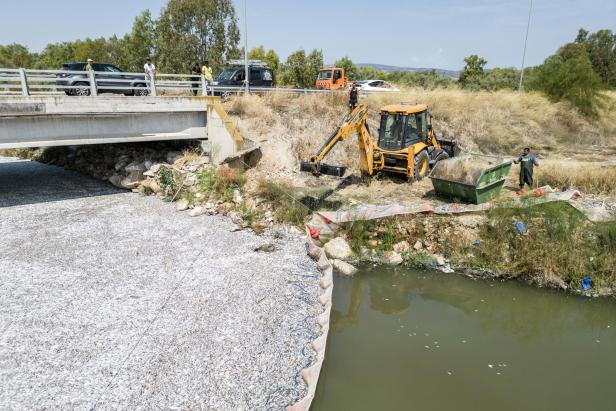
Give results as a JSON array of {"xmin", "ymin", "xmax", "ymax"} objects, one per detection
[{"xmin": 312, "ymin": 266, "xmax": 616, "ymax": 411}]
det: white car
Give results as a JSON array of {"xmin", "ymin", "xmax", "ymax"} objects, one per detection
[{"xmin": 357, "ymin": 80, "xmax": 400, "ymax": 92}]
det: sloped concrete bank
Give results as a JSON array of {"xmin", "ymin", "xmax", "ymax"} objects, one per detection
[{"xmin": 0, "ymin": 157, "xmax": 331, "ymax": 410}]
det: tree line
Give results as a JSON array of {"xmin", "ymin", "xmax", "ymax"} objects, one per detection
[
  {"xmin": 0, "ymin": 0, "xmax": 240, "ymax": 74},
  {"xmin": 0, "ymin": 0, "xmax": 613, "ymax": 115}
]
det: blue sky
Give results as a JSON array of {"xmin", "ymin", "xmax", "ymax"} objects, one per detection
[{"xmin": 1, "ymin": 0, "xmax": 614, "ymax": 70}]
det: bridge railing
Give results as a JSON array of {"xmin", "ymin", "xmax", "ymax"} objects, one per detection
[{"xmin": 0, "ymin": 67, "xmax": 393, "ymax": 97}]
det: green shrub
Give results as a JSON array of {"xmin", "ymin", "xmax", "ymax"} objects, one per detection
[{"xmin": 527, "ymin": 43, "xmax": 605, "ymax": 116}]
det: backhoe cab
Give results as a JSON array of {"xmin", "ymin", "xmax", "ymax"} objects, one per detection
[{"xmin": 300, "ymin": 104, "xmax": 458, "ymax": 180}]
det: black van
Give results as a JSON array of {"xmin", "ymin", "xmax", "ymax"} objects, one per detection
[{"xmin": 215, "ymin": 65, "xmax": 275, "ymax": 88}]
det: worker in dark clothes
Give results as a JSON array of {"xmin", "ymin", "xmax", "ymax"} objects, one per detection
[
  {"xmin": 349, "ymin": 83, "xmax": 359, "ymax": 111},
  {"xmin": 513, "ymin": 147, "xmax": 539, "ymax": 194},
  {"xmin": 191, "ymin": 62, "xmax": 201, "ymax": 96}
]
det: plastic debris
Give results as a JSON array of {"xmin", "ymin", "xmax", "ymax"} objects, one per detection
[
  {"xmin": 533, "ymin": 187, "xmax": 545, "ymax": 197},
  {"xmin": 582, "ymin": 276, "xmax": 592, "ymax": 291},
  {"xmin": 514, "ymin": 220, "xmax": 527, "ymax": 234},
  {"xmin": 473, "ymin": 239, "xmax": 482, "ymax": 246}
]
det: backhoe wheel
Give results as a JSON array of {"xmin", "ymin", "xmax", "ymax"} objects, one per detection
[
  {"xmin": 413, "ymin": 151, "xmax": 430, "ymax": 181},
  {"xmin": 434, "ymin": 151, "xmax": 450, "ymax": 164}
]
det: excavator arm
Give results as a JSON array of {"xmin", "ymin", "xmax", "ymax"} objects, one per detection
[{"xmin": 300, "ymin": 104, "xmax": 373, "ymax": 177}]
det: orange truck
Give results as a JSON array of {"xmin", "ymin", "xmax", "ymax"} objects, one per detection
[{"xmin": 316, "ymin": 67, "xmax": 348, "ymax": 90}]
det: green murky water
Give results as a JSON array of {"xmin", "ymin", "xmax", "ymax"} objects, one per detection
[{"xmin": 312, "ymin": 266, "xmax": 616, "ymax": 411}]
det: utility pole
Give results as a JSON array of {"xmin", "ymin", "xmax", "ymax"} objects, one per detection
[
  {"xmin": 243, "ymin": 0, "xmax": 249, "ymax": 94},
  {"xmin": 518, "ymin": 0, "xmax": 533, "ymax": 91}
]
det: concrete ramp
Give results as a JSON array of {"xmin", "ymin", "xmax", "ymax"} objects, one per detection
[{"xmin": 206, "ymin": 103, "xmax": 260, "ymax": 166}]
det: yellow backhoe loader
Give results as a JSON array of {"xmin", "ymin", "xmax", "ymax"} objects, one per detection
[{"xmin": 300, "ymin": 104, "xmax": 458, "ymax": 180}]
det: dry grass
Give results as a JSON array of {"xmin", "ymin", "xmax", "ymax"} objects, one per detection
[
  {"xmin": 224, "ymin": 90, "xmax": 616, "ymax": 183},
  {"xmin": 365, "ymin": 88, "xmax": 616, "ymax": 154},
  {"xmin": 538, "ymin": 162, "xmax": 616, "ymax": 196},
  {"xmin": 0, "ymin": 148, "xmax": 42, "ymax": 160}
]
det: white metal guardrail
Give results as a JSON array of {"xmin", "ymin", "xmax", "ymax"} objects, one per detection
[{"xmin": 0, "ymin": 67, "xmax": 351, "ymax": 97}]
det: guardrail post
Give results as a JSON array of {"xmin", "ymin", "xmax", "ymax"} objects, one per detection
[
  {"xmin": 88, "ymin": 70, "xmax": 98, "ymax": 96},
  {"xmin": 149, "ymin": 76, "xmax": 157, "ymax": 97},
  {"xmin": 19, "ymin": 68, "xmax": 30, "ymax": 96},
  {"xmin": 200, "ymin": 74, "xmax": 207, "ymax": 96}
]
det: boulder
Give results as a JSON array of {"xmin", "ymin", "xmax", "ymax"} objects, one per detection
[
  {"xmin": 189, "ymin": 206, "xmax": 207, "ymax": 217},
  {"xmin": 382, "ymin": 251, "xmax": 403, "ymax": 266},
  {"xmin": 120, "ymin": 177, "xmax": 142, "ymax": 190},
  {"xmin": 434, "ymin": 254, "xmax": 447, "ymax": 266},
  {"xmin": 324, "ymin": 237, "xmax": 354, "ymax": 260},
  {"xmin": 393, "ymin": 241, "xmax": 411, "ymax": 254},
  {"xmin": 332, "ymin": 259, "xmax": 358, "ymax": 277},
  {"xmin": 176, "ymin": 199, "xmax": 189, "ymax": 211},
  {"xmin": 149, "ymin": 180, "xmax": 162, "ymax": 194},
  {"xmin": 108, "ymin": 174, "xmax": 124, "ymax": 189},
  {"xmin": 413, "ymin": 240, "xmax": 423, "ymax": 251},
  {"xmin": 166, "ymin": 151, "xmax": 182, "ymax": 164},
  {"xmin": 233, "ymin": 189, "xmax": 243, "ymax": 204},
  {"xmin": 125, "ymin": 161, "xmax": 146, "ymax": 173},
  {"xmin": 215, "ymin": 202, "xmax": 234, "ymax": 215},
  {"xmin": 228, "ymin": 211, "xmax": 244, "ymax": 225}
]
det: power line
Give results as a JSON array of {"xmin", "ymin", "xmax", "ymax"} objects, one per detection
[{"xmin": 518, "ymin": 0, "xmax": 533, "ymax": 91}]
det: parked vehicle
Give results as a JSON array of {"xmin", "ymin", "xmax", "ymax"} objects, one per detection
[
  {"xmin": 316, "ymin": 67, "xmax": 347, "ymax": 90},
  {"xmin": 56, "ymin": 62, "xmax": 149, "ymax": 96},
  {"xmin": 357, "ymin": 80, "xmax": 400, "ymax": 92},
  {"xmin": 213, "ymin": 61, "xmax": 275, "ymax": 91}
]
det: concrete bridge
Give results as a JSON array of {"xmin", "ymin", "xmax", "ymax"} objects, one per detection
[{"xmin": 0, "ymin": 95, "xmax": 257, "ymax": 164}]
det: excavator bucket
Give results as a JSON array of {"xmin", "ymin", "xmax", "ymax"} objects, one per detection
[{"xmin": 300, "ymin": 161, "xmax": 347, "ymax": 177}]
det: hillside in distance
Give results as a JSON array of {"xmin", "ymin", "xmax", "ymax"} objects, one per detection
[{"xmin": 357, "ymin": 63, "xmax": 459, "ymax": 78}]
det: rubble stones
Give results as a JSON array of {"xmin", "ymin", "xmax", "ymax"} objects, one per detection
[
  {"xmin": 323, "ymin": 237, "xmax": 353, "ymax": 260},
  {"xmin": 175, "ymin": 199, "xmax": 189, "ymax": 211},
  {"xmin": 393, "ymin": 241, "xmax": 411, "ymax": 254},
  {"xmin": 331, "ymin": 259, "xmax": 358, "ymax": 277},
  {"xmin": 382, "ymin": 251, "xmax": 403, "ymax": 266}
]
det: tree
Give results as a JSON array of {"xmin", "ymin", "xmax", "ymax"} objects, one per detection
[
  {"xmin": 459, "ymin": 54, "xmax": 487, "ymax": 88},
  {"xmin": 575, "ymin": 28, "xmax": 616, "ymax": 87},
  {"xmin": 126, "ymin": 10, "xmax": 157, "ymax": 71},
  {"xmin": 334, "ymin": 56, "xmax": 358, "ymax": 80},
  {"xmin": 280, "ymin": 49, "xmax": 323, "ymax": 88},
  {"xmin": 0, "ymin": 44, "xmax": 35, "ymax": 68},
  {"xmin": 157, "ymin": 0, "xmax": 240, "ymax": 73},
  {"xmin": 527, "ymin": 43, "xmax": 603, "ymax": 116},
  {"xmin": 480, "ymin": 67, "xmax": 519, "ymax": 91},
  {"xmin": 248, "ymin": 46, "xmax": 280, "ymax": 73},
  {"xmin": 35, "ymin": 42, "xmax": 77, "ymax": 69},
  {"xmin": 307, "ymin": 49, "xmax": 324, "ymax": 84}
]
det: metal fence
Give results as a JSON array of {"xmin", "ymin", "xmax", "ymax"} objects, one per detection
[{"xmin": 0, "ymin": 67, "xmax": 344, "ymax": 97}]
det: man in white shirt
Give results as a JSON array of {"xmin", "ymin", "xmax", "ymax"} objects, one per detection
[{"xmin": 144, "ymin": 58, "xmax": 156, "ymax": 82}]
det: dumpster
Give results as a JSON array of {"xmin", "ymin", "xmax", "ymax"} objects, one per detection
[{"xmin": 429, "ymin": 155, "xmax": 512, "ymax": 204}]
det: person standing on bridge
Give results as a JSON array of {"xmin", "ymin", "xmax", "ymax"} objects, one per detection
[
  {"xmin": 85, "ymin": 59, "xmax": 94, "ymax": 73},
  {"xmin": 191, "ymin": 62, "xmax": 202, "ymax": 96},
  {"xmin": 144, "ymin": 58, "xmax": 156, "ymax": 86},
  {"xmin": 201, "ymin": 60, "xmax": 214, "ymax": 96}
]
